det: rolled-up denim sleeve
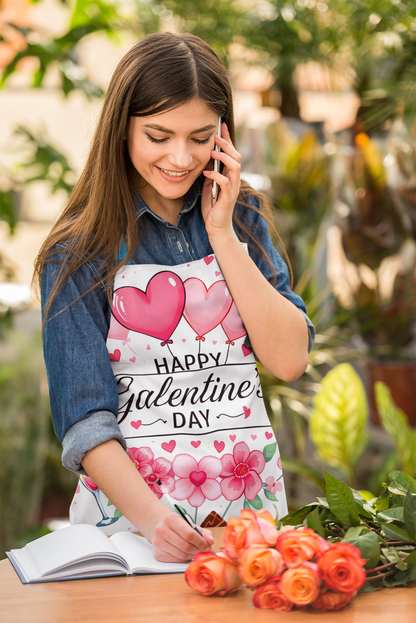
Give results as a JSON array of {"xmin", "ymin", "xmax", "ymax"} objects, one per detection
[
  {"xmin": 41, "ymin": 251, "xmax": 126, "ymax": 474},
  {"xmin": 235, "ymin": 196, "xmax": 315, "ymax": 353}
]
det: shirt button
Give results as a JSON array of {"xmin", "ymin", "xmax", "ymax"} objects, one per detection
[{"xmin": 177, "ymin": 241, "xmax": 183, "ymax": 252}]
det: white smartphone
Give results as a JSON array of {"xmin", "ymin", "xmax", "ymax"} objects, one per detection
[{"xmin": 211, "ymin": 117, "xmax": 222, "ymax": 207}]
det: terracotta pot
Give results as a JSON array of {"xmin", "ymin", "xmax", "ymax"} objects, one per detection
[{"xmin": 366, "ymin": 360, "xmax": 416, "ymax": 427}]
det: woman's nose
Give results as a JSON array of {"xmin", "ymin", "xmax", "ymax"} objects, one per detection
[{"xmin": 168, "ymin": 142, "xmax": 194, "ymax": 169}]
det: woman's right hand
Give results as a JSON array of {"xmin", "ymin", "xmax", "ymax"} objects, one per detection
[{"xmin": 151, "ymin": 512, "xmax": 214, "ymax": 562}]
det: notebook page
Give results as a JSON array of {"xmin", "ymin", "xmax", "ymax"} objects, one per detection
[
  {"xmin": 110, "ymin": 532, "xmax": 189, "ymax": 574},
  {"xmin": 19, "ymin": 524, "xmax": 126, "ymax": 576}
]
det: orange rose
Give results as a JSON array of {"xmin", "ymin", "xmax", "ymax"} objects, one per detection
[
  {"xmin": 238, "ymin": 546, "xmax": 284, "ymax": 588},
  {"xmin": 253, "ymin": 576, "xmax": 293, "ymax": 611},
  {"xmin": 317, "ymin": 542, "xmax": 366, "ymax": 593},
  {"xmin": 223, "ymin": 509, "xmax": 278, "ymax": 560},
  {"xmin": 276, "ymin": 527, "xmax": 328, "ymax": 567},
  {"xmin": 280, "ymin": 562, "xmax": 321, "ymax": 606},
  {"xmin": 312, "ymin": 590, "xmax": 356, "ymax": 611},
  {"xmin": 185, "ymin": 551, "xmax": 242, "ymax": 596}
]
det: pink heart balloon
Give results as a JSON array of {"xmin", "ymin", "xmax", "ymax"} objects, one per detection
[
  {"xmin": 183, "ymin": 278, "xmax": 232, "ymax": 339},
  {"xmin": 111, "ymin": 271, "xmax": 185, "ymax": 342},
  {"xmin": 221, "ymin": 301, "xmax": 247, "ymax": 343},
  {"xmin": 107, "ymin": 316, "xmax": 129, "ymax": 341}
]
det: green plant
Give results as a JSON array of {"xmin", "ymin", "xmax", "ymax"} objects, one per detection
[
  {"xmin": 310, "ymin": 363, "xmax": 370, "ymax": 487},
  {"xmin": 0, "ymin": 331, "xmax": 49, "ymax": 558},
  {"xmin": 375, "ymin": 382, "xmax": 416, "ymax": 477},
  {"xmin": 282, "ymin": 470, "xmax": 416, "ymax": 591}
]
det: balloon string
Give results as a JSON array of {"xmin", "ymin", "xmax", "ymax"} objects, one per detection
[
  {"xmin": 195, "ymin": 336, "xmax": 205, "ymax": 342},
  {"xmin": 225, "ymin": 339, "xmax": 235, "ymax": 346},
  {"xmin": 160, "ymin": 340, "xmax": 173, "ymax": 346},
  {"xmin": 127, "ymin": 343, "xmax": 138, "ymax": 355}
]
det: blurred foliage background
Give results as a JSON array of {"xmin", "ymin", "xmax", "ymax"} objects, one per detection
[{"xmin": 0, "ymin": 0, "xmax": 415, "ymax": 558}]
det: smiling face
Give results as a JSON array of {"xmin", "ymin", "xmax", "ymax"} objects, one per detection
[{"xmin": 127, "ymin": 98, "xmax": 218, "ymax": 214}]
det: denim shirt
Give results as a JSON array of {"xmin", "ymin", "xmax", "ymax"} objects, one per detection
[{"xmin": 41, "ymin": 181, "xmax": 315, "ymax": 474}]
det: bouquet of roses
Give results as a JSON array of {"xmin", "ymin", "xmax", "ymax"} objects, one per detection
[{"xmin": 185, "ymin": 509, "xmax": 367, "ymax": 611}]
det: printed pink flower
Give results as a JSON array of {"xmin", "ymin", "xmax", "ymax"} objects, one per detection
[
  {"xmin": 171, "ymin": 454, "xmax": 223, "ymax": 507},
  {"xmin": 265, "ymin": 476, "xmax": 283, "ymax": 495},
  {"xmin": 220, "ymin": 442, "xmax": 266, "ymax": 501},
  {"xmin": 127, "ymin": 446, "xmax": 174, "ymax": 499}
]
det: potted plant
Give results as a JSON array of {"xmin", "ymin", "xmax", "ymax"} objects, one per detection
[{"xmin": 327, "ymin": 122, "xmax": 416, "ymax": 425}]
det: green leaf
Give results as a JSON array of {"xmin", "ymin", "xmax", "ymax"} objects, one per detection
[
  {"xmin": 361, "ymin": 579, "xmax": 383, "ymax": 592},
  {"xmin": 374, "ymin": 487, "xmax": 390, "ymax": 512},
  {"xmin": 281, "ymin": 504, "xmax": 317, "ymax": 526},
  {"xmin": 246, "ymin": 495, "xmax": 263, "ymax": 510},
  {"xmin": 113, "ymin": 508, "xmax": 123, "ymax": 518},
  {"xmin": 107, "ymin": 499, "xmax": 114, "ymax": 507},
  {"xmin": 243, "ymin": 499, "xmax": 251, "ymax": 510},
  {"xmin": 376, "ymin": 507, "xmax": 404, "ymax": 523},
  {"xmin": 325, "ymin": 470, "xmax": 361, "ymax": 526},
  {"xmin": 404, "ymin": 491, "xmax": 416, "ymax": 541},
  {"xmin": 264, "ymin": 489, "xmax": 278, "ymax": 502},
  {"xmin": 263, "ymin": 443, "xmax": 277, "ymax": 462},
  {"xmin": 380, "ymin": 523, "xmax": 412, "ymax": 543},
  {"xmin": 310, "ymin": 364, "xmax": 369, "ymax": 480},
  {"xmin": 385, "ymin": 567, "xmax": 416, "ymax": 586},
  {"xmin": 343, "ymin": 531, "xmax": 380, "ymax": 569},
  {"xmin": 280, "ymin": 455, "xmax": 325, "ymax": 491},
  {"xmin": 405, "ymin": 550, "xmax": 416, "ymax": 567},
  {"xmin": 307, "ymin": 507, "xmax": 325, "ymax": 537},
  {"xmin": 389, "ymin": 471, "xmax": 416, "ymax": 494},
  {"xmin": 344, "ymin": 526, "xmax": 367, "ymax": 539},
  {"xmin": 376, "ymin": 382, "xmax": 416, "ymax": 477}
]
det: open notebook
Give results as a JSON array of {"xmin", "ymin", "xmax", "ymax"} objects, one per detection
[{"xmin": 7, "ymin": 524, "xmax": 189, "ymax": 584}]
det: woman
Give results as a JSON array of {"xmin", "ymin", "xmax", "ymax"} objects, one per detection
[{"xmin": 35, "ymin": 32, "xmax": 314, "ymax": 562}]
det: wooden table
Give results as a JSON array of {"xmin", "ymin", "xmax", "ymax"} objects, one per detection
[{"xmin": 1, "ymin": 529, "xmax": 415, "ymax": 623}]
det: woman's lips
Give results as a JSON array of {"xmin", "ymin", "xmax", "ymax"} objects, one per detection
[{"xmin": 157, "ymin": 166, "xmax": 193, "ymax": 183}]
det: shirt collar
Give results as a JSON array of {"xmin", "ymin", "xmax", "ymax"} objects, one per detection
[{"xmin": 133, "ymin": 177, "xmax": 203, "ymax": 221}]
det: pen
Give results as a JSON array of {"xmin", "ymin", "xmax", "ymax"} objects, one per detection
[{"xmin": 156, "ymin": 480, "xmax": 204, "ymax": 538}]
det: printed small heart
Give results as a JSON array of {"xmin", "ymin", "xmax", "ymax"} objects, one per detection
[
  {"xmin": 187, "ymin": 264, "xmax": 190, "ymax": 267},
  {"xmin": 229, "ymin": 434, "xmax": 236, "ymax": 442},
  {"xmin": 191, "ymin": 440, "xmax": 201, "ymax": 448},
  {"xmin": 129, "ymin": 357, "xmax": 136, "ymax": 363},
  {"xmin": 214, "ymin": 440, "xmax": 225, "ymax": 453},
  {"xmin": 265, "ymin": 431, "xmax": 273, "ymax": 440},
  {"xmin": 277, "ymin": 457, "xmax": 282, "ymax": 470},
  {"xmin": 146, "ymin": 345, "xmax": 151, "ymax": 350},
  {"xmin": 204, "ymin": 256, "xmax": 214, "ymax": 265},
  {"xmin": 243, "ymin": 406, "xmax": 251, "ymax": 419},
  {"xmin": 182, "ymin": 338, "xmax": 186, "ymax": 343},
  {"xmin": 251, "ymin": 434, "xmax": 257, "ymax": 440},
  {"xmin": 131, "ymin": 420, "xmax": 142, "ymax": 430},
  {"xmin": 162, "ymin": 440, "xmax": 176, "ymax": 453},
  {"xmin": 215, "ymin": 271, "xmax": 221, "ymax": 277},
  {"xmin": 109, "ymin": 349, "xmax": 121, "ymax": 362},
  {"xmin": 242, "ymin": 344, "xmax": 252, "ymax": 357},
  {"xmin": 122, "ymin": 276, "xmax": 125, "ymax": 279},
  {"xmin": 212, "ymin": 340, "xmax": 217, "ymax": 345}
]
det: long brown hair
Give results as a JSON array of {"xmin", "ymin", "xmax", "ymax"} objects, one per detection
[{"xmin": 34, "ymin": 32, "xmax": 290, "ymax": 322}]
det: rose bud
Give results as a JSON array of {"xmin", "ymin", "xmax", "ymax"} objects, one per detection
[
  {"xmin": 185, "ymin": 551, "xmax": 242, "ymax": 596},
  {"xmin": 276, "ymin": 527, "xmax": 328, "ymax": 567},
  {"xmin": 280, "ymin": 562, "xmax": 321, "ymax": 606},
  {"xmin": 253, "ymin": 576, "xmax": 293, "ymax": 611},
  {"xmin": 312, "ymin": 590, "xmax": 356, "ymax": 611},
  {"xmin": 238, "ymin": 546, "xmax": 284, "ymax": 589},
  {"xmin": 317, "ymin": 542, "xmax": 366, "ymax": 593},
  {"xmin": 223, "ymin": 509, "xmax": 278, "ymax": 561}
]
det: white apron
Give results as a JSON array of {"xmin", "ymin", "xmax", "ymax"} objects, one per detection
[{"xmin": 70, "ymin": 251, "xmax": 287, "ymax": 534}]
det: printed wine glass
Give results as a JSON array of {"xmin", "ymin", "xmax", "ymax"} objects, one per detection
[{"xmin": 80, "ymin": 475, "xmax": 120, "ymax": 527}]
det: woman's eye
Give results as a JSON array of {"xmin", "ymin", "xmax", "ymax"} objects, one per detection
[
  {"xmin": 193, "ymin": 136, "xmax": 212, "ymax": 145},
  {"xmin": 145, "ymin": 134, "xmax": 168, "ymax": 144}
]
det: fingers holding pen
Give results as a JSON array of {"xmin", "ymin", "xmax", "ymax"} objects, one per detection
[{"xmin": 152, "ymin": 513, "xmax": 213, "ymax": 563}]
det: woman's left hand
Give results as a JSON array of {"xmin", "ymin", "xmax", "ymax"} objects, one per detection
[{"xmin": 201, "ymin": 122, "xmax": 241, "ymax": 241}]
